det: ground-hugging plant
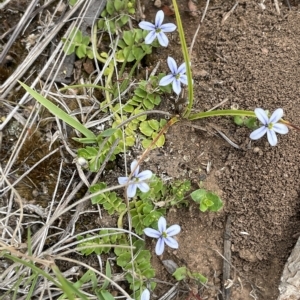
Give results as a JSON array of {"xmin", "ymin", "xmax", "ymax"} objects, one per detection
[{"xmin": 17, "ymin": 0, "xmax": 300, "ymax": 299}]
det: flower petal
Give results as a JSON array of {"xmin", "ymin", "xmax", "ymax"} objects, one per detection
[
  {"xmin": 164, "ymin": 236, "xmax": 179, "ymax": 249},
  {"xmin": 269, "ymin": 108, "xmax": 283, "ymax": 124},
  {"xmin": 139, "ymin": 21, "xmax": 155, "ymax": 31},
  {"xmin": 273, "ymin": 123, "xmax": 289, "ymax": 135},
  {"xmin": 159, "ymin": 74, "xmax": 174, "ymax": 86},
  {"xmin": 144, "ymin": 228, "xmax": 161, "ymax": 238},
  {"xmin": 250, "ymin": 126, "xmax": 267, "ymax": 140},
  {"xmin": 144, "ymin": 31, "xmax": 157, "ymax": 44},
  {"xmin": 158, "ymin": 216, "xmax": 167, "ymax": 233},
  {"xmin": 127, "ymin": 183, "xmax": 137, "ymax": 198},
  {"xmin": 157, "ymin": 32, "xmax": 169, "ymax": 47},
  {"xmin": 155, "ymin": 10, "xmax": 164, "ymax": 27},
  {"xmin": 166, "ymin": 224, "xmax": 181, "ymax": 236},
  {"xmin": 137, "ymin": 182, "xmax": 150, "ymax": 193},
  {"xmin": 130, "ymin": 160, "xmax": 139, "ymax": 177},
  {"xmin": 118, "ymin": 177, "xmax": 129, "ymax": 185},
  {"xmin": 172, "ymin": 79, "xmax": 182, "ymax": 95},
  {"xmin": 155, "ymin": 237, "xmax": 165, "ymax": 255},
  {"xmin": 160, "ymin": 23, "xmax": 177, "ymax": 32},
  {"xmin": 179, "ymin": 74, "xmax": 188, "ymax": 85},
  {"xmin": 167, "ymin": 57, "xmax": 178, "ymax": 74},
  {"xmin": 267, "ymin": 129, "xmax": 278, "ymax": 146},
  {"xmin": 254, "ymin": 108, "xmax": 268, "ymax": 125},
  {"xmin": 137, "ymin": 170, "xmax": 153, "ymax": 181},
  {"xmin": 141, "ymin": 289, "xmax": 150, "ymax": 300},
  {"xmin": 177, "ymin": 62, "xmax": 186, "ymax": 74}
]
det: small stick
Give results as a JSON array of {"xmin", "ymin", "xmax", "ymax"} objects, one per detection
[
  {"xmin": 222, "ymin": 215, "xmax": 232, "ymax": 300},
  {"xmin": 0, "ymin": 0, "xmax": 57, "ymax": 40},
  {"xmin": 189, "ymin": 0, "xmax": 210, "ymax": 56},
  {"xmin": 274, "ymin": 0, "xmax": 280, "ymax": 15},
  {"xmin": 221, "ymin": 2, "xmax": 239, "ymax": 26},
  {"xmin": 0, "ymin": 0, "xmax": 39, "ymax": 64}
]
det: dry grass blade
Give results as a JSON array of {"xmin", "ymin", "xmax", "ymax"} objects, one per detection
[
  {"xmin": 0, "ymin": 0, "xmax": 90, "ymax": 130},
  {"xmin": 221, "ymin": 1, "xmax": 239, "ymax": 26},
  {"xmin": 189, "ymin": 0, "xmax": 210, "ymax": 56},
  {"xmin": 0, "ymin": 0, "xmax": 39, "ymax": 64},
  {"xmin": 274, "ymin": 0, "xmax": 281, "ymax": 14}
]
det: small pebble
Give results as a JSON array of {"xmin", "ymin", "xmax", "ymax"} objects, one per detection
[{"xmin": 154, "ymin": 0, "xmax": 162, "ymax": 8}]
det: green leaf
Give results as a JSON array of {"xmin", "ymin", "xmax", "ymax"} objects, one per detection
[
  {"xmin": 117, "ymin": 39, "xmax": 127, "ymax": 49},
  {"xmin": 152, "ymin": 95, "xmax": 161, "ymax": 105},
  {"xmin": 206, "ymin": 193, "xmax": 223, "ymax": 211},
  {"xmin": 117, "ymin": 252, "xmax": 131, "ymax": 267},
  {"xmin": 142, "ymin": 139, "xmax": 152, "ymax": 149},
  {"xmin": 192, "ymin": 272, "xmax": 208, "ymax": 284},
  {"xmin": 143, "ymin": 98, "xmax": 154, "ymax": 109},
  {"xmin": 125, "ymin": 136, "xmax": 135, "ymax": 146},
  {"xmin": 102, "ymin": 262, "xmax": 111, "ymax": 290},
  {"xmin": 107, "ymin": 20, "xmax": 116, "ymax": 33},
  {"xmin": 199, "ymin": 201, "xmax": 208, "ymax": 212},
  {"xmin": 99, "ymin": 128, "xmax": 117, "ymax": 137},
  {"xmin": 148, "ymin": 119, "xmax": 159, "ymax": 131},
  {"xmin": 190, "ymin": 189, "xmax": 207, "ymax": 203},
  {"xmin": 73, "ymin": 137, "xmax": 97, "ymax": 144},
  {"xmin": 119, "ymin": 15, "xmax": 129, "ymax": 26},
  {"xmin": 123, "ymin": 104, "xmax": 134, "ymax": 112},
  {"xmin": 123, "ymin": 47, "xmax": 135, "ymax": 62},
  {"xmin": 134, "ymin": 88, "xmax": 147, "ymax": 98},
  {"xmin": 82, "ymin": 36, "xmax": 90, "ymax": 45},
  {"xmin": 134, "ymin": 29, "xmax": 144, "ymax": 42},
  {"xmin": 141, "ymin": 44, "xmax": 152, "ymax": 54},
  {"xmin": 132, "ymin": 47, "xmax": 144, "ymax": 60},
  {"xmin": 233, "ymin": 115, "xmax": 244, "ymax": 126},
  {"xmin": 69, "ymin": 28, "xmax": 82, "ymax": 44},
  {"xmin": 139, "ymin": 121, "xmax": 153, "ymax": 136},
  {"xmin": 99, "ymin": 290, "xmax": 115, "ymax": 300},
  {"xmin": 76, "ymin": 44, "xmax": 87, "ymax": 58},
  {"xmin": 142, "ymin": 269, "xmax": 155, "ymax": 278},
  {"xmin": 19, "ymin": 82, "xmax": 96, "ymax": 139},
  {"xmin": 203, "ymin": 198, "xmax": 214, "ymax": 207},
  {"xmin": 98, "ymin": 19, "xmax": 105, "ymax": 29},
  {"xmin": 114, "ymin": 0, "xmax": 125, "ymax": 11},
  {"xmin": 160, "ymin": 119, "xmax": 167, "ymax": 127},
  {"xmin": 128, "ymin": 7, "xmax": 135, "ymax": 14},
  {"xmin": 123, "ymin": 31, "xmax": 135, "ymax": 46},
  {"xmin": 153, "ymin": 133, "xmax": 165, "ymax": 147},
  {"xmin": 106, "ymin": 0, "xmax": 115, "ymax": 15},
  {"xmin": 63, "ymin": 41, "xmax": 76, "ymax": 55},
  {"xmin": 244, "ymin": 117, "xmax": 258, "ymax": 129},
  {"xmin": 173, "ymin": 267, "xmax": 187, "ymax": 281}
]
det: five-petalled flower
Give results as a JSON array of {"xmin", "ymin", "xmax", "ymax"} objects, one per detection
[
  {"xmin": 159, "ymin": 57, "xmax": 188, "ymax": 95},
  {"xmin": 250, "ymin": 108, "xmax": 288, "ymax": 146},
  {"xmin": 139, "ymin": 10, "xmax": 176, "ymax": 47},
  {"xmin": 118, "ymin": 160, "xmax": 153, "ymax": 198},
  {"xmin": 144, "ymin": 216, "xmax": 181, "ymax": 255}
]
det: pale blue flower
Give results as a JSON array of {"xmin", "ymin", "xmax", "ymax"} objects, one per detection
[
  {"xmin": 159, "ymin": 57, "xmax": 187, "ymax": 95},
  {"xmin": 118, "ymin": 160, "xmax": 152, "ymax": 198},
  {"xmin": 141, "ymin": 288, "xmax": 150, "ymax": 300},
  {"xmin": 144, "ymin": 216, "xmax": 181, "ymax": 255},
  {"xmin": 250, "ymin": 108, "xmax": 288, "ymax": 146},
  {"xmin": 139, "ymin": 10, "xmax": 176, "ymax": 47}
]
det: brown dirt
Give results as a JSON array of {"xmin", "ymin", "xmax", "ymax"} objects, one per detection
[
  {"xmin": 144, "ymin": 0, "xmax": 300, "ymax": 299},
  {"xmin": 1, "ymin": 0, "xmax": 300, "ymax": 300}
]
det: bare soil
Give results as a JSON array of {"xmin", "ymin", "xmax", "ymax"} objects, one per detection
[
  {"xmin": 144, "ymin": 0, "xmax": 300, "ymax": 299},
  {"xmin": 1, "ymin": 0, "xmax": 300, "ymax": 299}
]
